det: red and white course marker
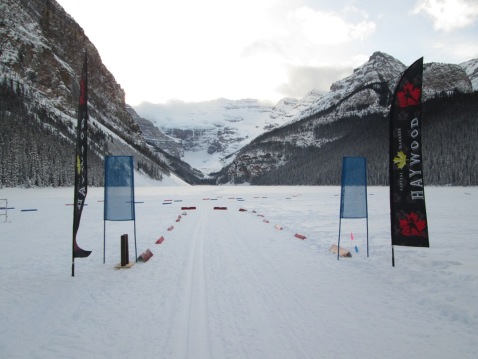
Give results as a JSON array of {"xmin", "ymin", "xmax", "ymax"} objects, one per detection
[{"xmin": 138, "ymin": 248, "xmax": 154, "ymax": 262}]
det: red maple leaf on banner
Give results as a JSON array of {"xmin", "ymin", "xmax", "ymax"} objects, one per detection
[
  {"xmin": 399, "ymin": 212, "xmax": 427, "ymax": 237},
  {"xmin": 397, "ymin": 82, "xmax": 420, "ymax": 107}
]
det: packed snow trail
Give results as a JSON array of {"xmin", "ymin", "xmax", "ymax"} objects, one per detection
[
  {"xmin": 1, "ymin": 186, "xmax": 478, "ymax": 358},
  {"xmin": 168, "ymin": 207, "xmax": 331, "ymax": 359},
  {"xmin": 154, "ymin": 201, "xmax": 321, "ymax": 358},
  {"xmin": 131, "ymin": 194, "xmax": 466, "ymax": 359},
  {"xmin": 169, "ymin": 207, "xmax": 212, "ymax": 359}
]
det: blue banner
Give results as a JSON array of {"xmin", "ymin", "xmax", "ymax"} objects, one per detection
[
  {"xmin": 340, "ymin": 157, "xmax": 367, "ymax": 219},
  {"xmin": 104, "ymin": 156, "xmax": 135, "ymax": 221}
]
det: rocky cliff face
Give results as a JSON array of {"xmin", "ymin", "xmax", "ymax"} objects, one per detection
[
  {"xmin": 289, "ymin": 52, "xmax": 473, "ymax": 123},
  {"xmin": 126, "ymin": 105, "xmax": 182, "ymax": 158},
  {"xmin": 1, "ymin": 0, "xmax": 173, "ymax": 185},
  {"xmin": 2, "ymin": 0, "xmax": 138, "ymax": 135},
  {"xmin": 423, "ymin": 62, "xmax": 472, "ymax": 98}
]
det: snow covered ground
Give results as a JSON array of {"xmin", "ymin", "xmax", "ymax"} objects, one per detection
[{"xmin": 1, "ymin": 185, "xmax": 477, "ymax": 358}]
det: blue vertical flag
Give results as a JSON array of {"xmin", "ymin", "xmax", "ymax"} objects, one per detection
[
  {"xmin": 72, "ymin": 51, "xmax": 91, "ymax": 275},
  {"xmin": 104, "ymin": 156, "xmax": 135, "ymax": 221},
  {"xmin": 337, "ymin": 157, "xmax": 369, "ymax": 259},
  {"xmin": 103, "ymin": 156, "xmax": 137, "ymax": 263},
  {"xmin": 340, "ymin": 157, "xmax": 368, "ymax": 219},
  {"xmin": 389, "ymin": 58, "xmax": 429, "ymax": 251}
]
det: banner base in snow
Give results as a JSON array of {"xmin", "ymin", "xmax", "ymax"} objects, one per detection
[
  {"xmin": 114, "ymin": 262, "xmax": 135, "ymax": 269},
  {"xmin": 329, "ymin": 244, "xmax": 352, "ymax": 258}
]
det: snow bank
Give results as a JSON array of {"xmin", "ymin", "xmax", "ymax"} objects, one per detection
[{"xmin": 0, "ymin": 186, "xmax": 477, "ymax": 358}]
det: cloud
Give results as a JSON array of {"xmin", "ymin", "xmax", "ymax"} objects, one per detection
[
  {"xmin": 412, "ymin": 0, "xmax": 478, "ymax": 31},
  {"xmin": 432, "ymin": 40, "xmax": 478, "ymax": 61},
  {"xmin": 290, "ymin": 7, "xmax": 376, "ymax": 45},
  {"xmin": 277, "ymin": 65, "xmax": 353, "ymax": 99}
]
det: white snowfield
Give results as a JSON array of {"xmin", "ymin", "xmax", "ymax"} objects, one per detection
[{"xmin": 1, "ymin": 185, "xmax": 477, "ymax": 359}]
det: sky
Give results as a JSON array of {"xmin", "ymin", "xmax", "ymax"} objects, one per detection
[{"xmin": 55, "ymin": 0, "xmax": 478, "ymax": 106}]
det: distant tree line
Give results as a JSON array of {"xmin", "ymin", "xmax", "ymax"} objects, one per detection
[
  {"xmin": 421, "ymin": 91, "xmax": 478, "ymax": 185},
  {"xmin": 0, "ymin": 78, "xmax": 105, "ymax": 187}
]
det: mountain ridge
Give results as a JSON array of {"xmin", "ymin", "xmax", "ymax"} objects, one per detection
[
  {"xmin": 134, "ymin": 51, "xmax": 476, "ymax": 183},
  {"xmin": 1, "ymin": 0, "xmax": 477, "ymax": 187},
  {"xmin": 212, "ymin": 52, "xmax": 477, "ymax": 185}
]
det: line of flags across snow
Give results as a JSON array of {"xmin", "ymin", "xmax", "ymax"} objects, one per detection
[
  {"xmin": 71, "ymin": 52, "xmax": 428, "ymax": 275},
  {"xmin": 141, "ymin": 202, "xmax": 308, "ymax": 262}
]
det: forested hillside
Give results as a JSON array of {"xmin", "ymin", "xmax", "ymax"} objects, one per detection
[
  {"xmin": 217, "ymin": 91, "xmax": 478, "ymax": 186},
  {"xmin": 0, "ymin": 78, "xmax": 166, "ymax": 187},
  {"xmin": 0, "ymin": 79, "xmax": 102, "ymax": 187},
  {"xmin": 0, "ymin": 0, "xmax": 178, "ymax": 188}
]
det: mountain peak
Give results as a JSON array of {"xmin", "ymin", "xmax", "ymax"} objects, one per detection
[
  {"xmin": 369, "ymin": 51, "xmax": 399, "ymax": 62},
  {"xmin": 328, "ymin": 51, "xmax": 405, "ymax": 101}
]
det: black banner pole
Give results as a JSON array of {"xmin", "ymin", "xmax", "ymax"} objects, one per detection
[
  {"xmin": 366, "ymin": 216, "xmax": 369, "ymax": 258},
  {"xmin": 134, "ymin": 219, "xmax": 138, "ymax": 262},
  {"xmin": 72, "ymin": 244, "xmax": 75, "ymax": 277},
  {"xmin": 337, "ymin": 217, "xmax": 342, "ymax": 261},
  {"xmin": 103, "ymin": 221, "xmax": 106, "ymax": 264},
  {"xmin": 392, "ymin": 246, "xmax": 395, "ymax": 267}
]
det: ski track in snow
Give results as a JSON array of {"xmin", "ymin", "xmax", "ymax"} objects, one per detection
[
  {"xmin": 0, "ymin": 186, "xmax": 478, "ymax": 358},
  {"xmin": 171, "ymin": 207, "xmax": 212, "ymax": 359}
]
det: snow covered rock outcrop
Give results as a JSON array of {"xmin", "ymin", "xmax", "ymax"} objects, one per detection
[
  {"xmin": 423, "ymin": 62, "xmax": 473, "ymax": 99},
  {"xmin": 214, "ymin": 52, "xmax": 476, "ymax": 185},
  {"xmin": 460, "ymin": 58, "xmax": 478, "ymax": 91},
  {"xmin": 134, "ymin": 98, "xmax": 290, "ymax": 175},
  {"xmin": 126, "ymin": 105, "xmax": 182, "ymax": 159}
]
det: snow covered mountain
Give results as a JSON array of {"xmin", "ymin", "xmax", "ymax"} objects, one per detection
[
  {"xmin": 134, "ymin": 98, "xmax": 294, "ymax": 174},
  {"xmin": 134, "ymin": 52, "xmax": 476, "ymax": 183},
  {"xmin": 134, "ymin": 91, "xmax": 331, "ymax": 175},
  {"xmin": 0, "ymin": 0, "xmax": 182, "ymax": 186},
  {"xmin": 213, "ymin": 52, "xmax": 477, "ymax": 185},
  {"xmin": 2, "ymin": 0, "xmax": 477, "ymax": 187}
]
